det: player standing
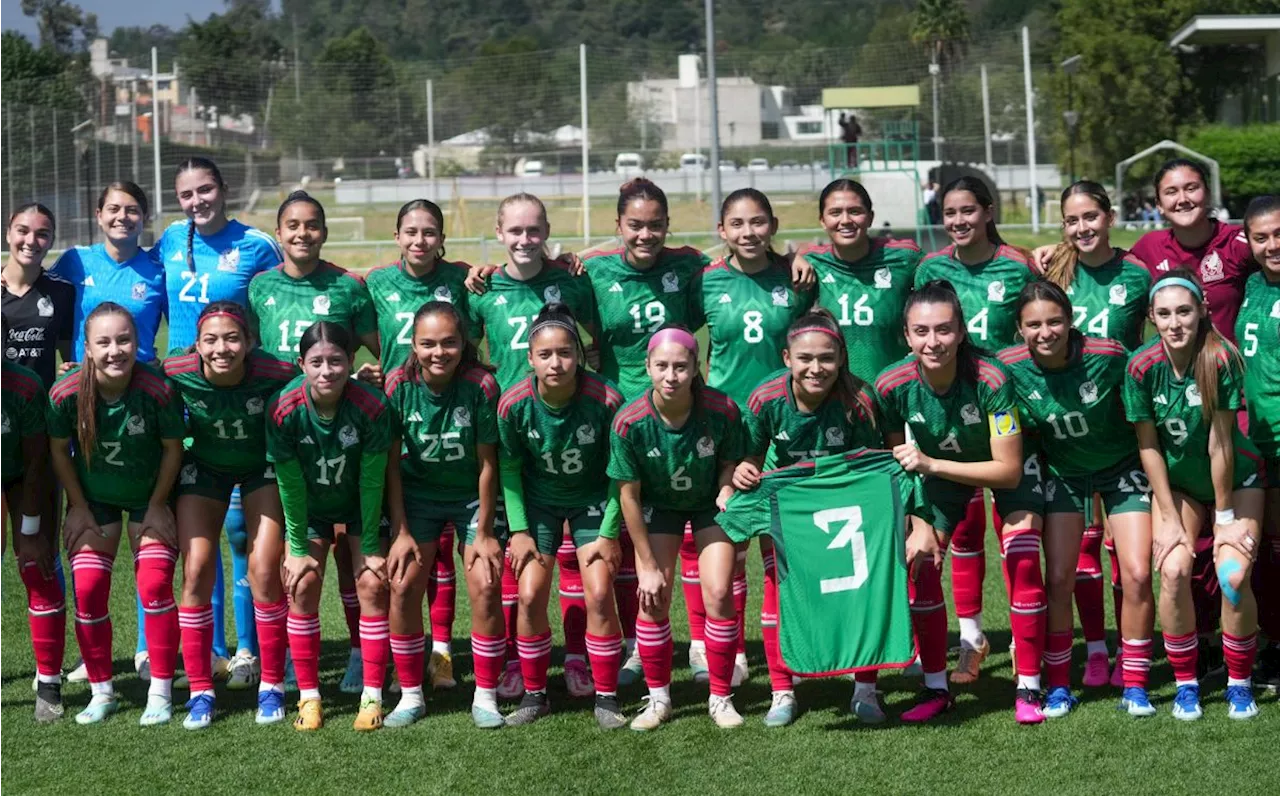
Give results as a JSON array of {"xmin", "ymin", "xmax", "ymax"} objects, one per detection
[
  {"xmin": 876, "ymin": 281, "xmax": 1046, "ymax": 723},
  {"xmin": 998, "ymin": 281, "xmax": 1156, "ymax": 717},
  {"xmin": 382, "ymin": 301, "xmax": 503, "ymax": 728},
  {"xmin": 47, "ymin": 303, "xmax": 184, "ymax": 724},
  {"xmin": 266, "ymin": 322, "xmax": 391, "ymax": 731}
]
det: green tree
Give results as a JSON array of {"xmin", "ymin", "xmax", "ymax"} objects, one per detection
[
  {"xmin": 106, "ymin": 24, "xmax": 180, "ymax": 67},
  {"xmin": 910, "ymin": 0, "xmax": 970, "ymax": 71},
  {"xmin": 1185, "ymin": 124, "xmax": 1280, "ymax": 214},
  {"xmin": 1, "ymin": 29, "xmax": 89, "ymax": 110},
  {"xmin": 19, "ymin": 0, "xmax": 97, "ymax": 54},
  {"xmin": 180, "ymin": 2, "xmax": 282, "ymax": 117}
]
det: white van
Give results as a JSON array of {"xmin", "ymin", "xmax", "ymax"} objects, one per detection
[
  {"xmin": 614, "ymin": 152, "xmax": 643, "ymax": 175},
  {"xmin": 516, "ymin": 159, "xmax": 544, "ymax": 177},
  {"xmin": 680, "ymin": 153, "xmax": 709, "ymax": 171}
]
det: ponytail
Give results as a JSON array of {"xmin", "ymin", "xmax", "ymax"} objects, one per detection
[
  {"xmin": 786, "ymin": 308, "xmax": 873, "ymax": 428},
  {"xmin": 77, "ymin": 302, "xmax": 138, "ymax": 467}
]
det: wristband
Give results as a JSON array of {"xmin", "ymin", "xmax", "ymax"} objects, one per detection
[
  {"xmin": 20, "ymin": 515, "xmax": 41, "ymax": 536},
  {"xmin": 1215, "ymin": 508, "xmax": 1236, "ymax": 525}
]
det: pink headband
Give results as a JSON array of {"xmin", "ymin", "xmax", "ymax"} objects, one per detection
[
  {"xmin": 787, "ymin": 325, "xmax": 843, "ymax": 342},
  {"xmin": 647, "ymin": 327, "xmax": 698, "ymax": 355},
  {"xmin": 198, "ymin": 310, "xmax": 247, "ymax": 329}
]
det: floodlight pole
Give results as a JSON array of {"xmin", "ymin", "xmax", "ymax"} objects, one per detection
[{"xmin": 705, "ymin": 0, "xmax": 722, "ymax": 224}]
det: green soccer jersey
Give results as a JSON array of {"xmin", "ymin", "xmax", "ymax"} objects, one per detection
[
  {"xmin": 688, "ymin": 256, "xmax": 813, "ymax": 405},
  {"xmin": 498, "ymin": 370, "xmax": 623, "ymax": 507},
  {"xmin": 365, "ymin": 259, "xmax": 472, "ymax": 372},
  {"xmin": 164, "ymin": 350, "xmax": 298, "ymax": 475},
  {"xmin": 874, "ymin": 354, "xmax": 1020, "ymax": 464},
  {"xmin": 2, "ymin": 361, "xmax": 46, "ymax": 483},
  {"xmin": 582, "ymin": 246, "xmax": 710, "ymax": 398},
  {"xmin": 914, "ymin": 244, "xmax": 1040, "ymax": 347},
  {"xmin": 804, "ymin": 238, "xmax": 922, "ymax": 384},
  {"xmin": 997, "ymin": 336, "xmax": 1133, "ymax": 477},
  {"xmin": 717, "ymin": 449, "xmax": 921, "ymax": 675},
  {"xmin": 608, "ymin": 387, "xmax": 744, "ymax": 512},
  {"xmin": 1123, "ymin": 337, "xmax": 1258, "ymax": 500},
  {"xmin": 385, "ymin": 362, "xmax": 499, "ymax": 502},
  {"xmin": 266, "ymin": 375, "xmax": 392, "ymax": 523},
  {"xmin": 247, "ymin": 261, "xmax": 377, "ymax": 362},
  {"xmin": 466, "ymin": 262, "xmax": 599, "ymax": 389},
  {"xmin": 745, "ymin": 369, "xmax": 882, "ymax": 471},
  {"xmin": 1062, "ymin": 249, "xmax": 1152, "ymax": 350},
  {"xmin": 47, "ymin": 363, "xmax": 186, "ymax": 507},
  {"xmin": 1235, "ymin": 271, "xmax": 1280, "ymax": 457}
]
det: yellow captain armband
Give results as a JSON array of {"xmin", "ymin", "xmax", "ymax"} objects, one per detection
[{"xmin": 988, "ymin": 408, "xmax": 1021, "ymax": 438}]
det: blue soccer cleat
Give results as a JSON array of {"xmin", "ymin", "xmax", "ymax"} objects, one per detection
[
  {"xmin": 183, "ymin": 694, "xmax": 216, "ymax": 730},
  {"xmin": 256, "ymin": 689, "xmax": 287, "ymax": 725},
  {"xmin": 1118, "ymin": 686, "xmax": 1156, "ymax": 717},
  {"xmin": 1171, "ymin": 684, "xmax": 1202, "ymax": 721},
  {"xmin": 1225, "ymin": 685, "xmax": 1259, "ymax": 720},
  {"xmin": 1042, "ymin": 686, "xmax": 1078, "ymax": 719}
]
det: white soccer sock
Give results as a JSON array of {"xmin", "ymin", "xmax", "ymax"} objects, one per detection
[
  {"xmin": 923, "ymin": 671, "xmax": 948, "ymax": 691},
  {"xmin": 734, "ymin": 652, "xmax": 748, "ymax": 665},
  {"xmin": 689, "ymin": 640, "xmax": 706, "ymax": 654},
  {"xmin": 432, "ymin": 640, "xmax": 450, "ymax": 656},
  {"xmin": 148, "ymin": 677, "xmax": 172, "ymax": 700},
  {"xmin": 853, "ymin": 681, "xmax": 876, "ymax": 700},
  {"xmin": 362, "ymin": 686, "xmax": 383, "ymax": 703},
  {"xmin": 36, "ymin": 672, "xmax": 62, "ymax": 685},
  {"xmin": 396, "ymin": 686, "xmax": 425, "ymax": 710},
  {"xmin": 649, "ymin": 684, "xmax": 671, "ymax": 704},
  {"xmin": 958, "ymin": 616, "xmax": 984, "ymax": 648},
  {"xmin": 1086, "ymin": 640, "xmax": 1109, "ymax": 657},
  {"xmin": 89, "ymin": 680, "xmax": 115, "ymax": 697},
  {"xmin": 1017, "ymin": 675, "xmax": 1040, "ymax": 691},
  {"xmin": 474, "ymin": 687, "xmax": 498, "ymax": 712},
  {"xmin": 300, "ymin": 688, "xmax": 321, "ymax": 701},
  {"xmin": 1227, "ymin": 676, "xmax": 1252, "ymax": 688},
  {"xmin": 259, "ymin": 681, "xmax": 284, "ymax": 694}
]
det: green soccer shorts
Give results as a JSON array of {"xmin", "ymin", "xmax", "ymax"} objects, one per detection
[
  {"xmin": 402, "ymin": 494, "xmax": 508, "ymax": 546},
  {"xmin": 521, "ymin": 500, "xmax": 609, "ymax": 554},
  {"xmin": 174, "ymin": 455, "xmax": 276, "ymax": 502},
  {"xmin": 642, "ymin": 505, "xmax": 720, "ymax": 536},
  {"xmin": 88, "ymin": 500, "xmax": 150, "ymax": 528},
  {"xmin": 922, "ymin": 454, "xmax": 1045, "ymax": 533},
  {"xmin": 1046, "ymin": 455, "xmax": 1152, "ymax": 518}
]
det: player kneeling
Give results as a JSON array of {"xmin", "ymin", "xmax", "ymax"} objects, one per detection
[
  {"xmin": 266, "ymin": 322, "xmax": 392, "ymax": 731},
  {"xmin": 383, "ymin": 302, "xmax": 505, "ymax": 729},
  {"xmin": 498, "ymin": 303, "xmax": 628, "ymax": 728}
]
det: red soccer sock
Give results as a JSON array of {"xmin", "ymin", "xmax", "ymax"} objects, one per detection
[
  {"xmin": 254, "ymin": 599, "xmax": 289, "ymax": 686},
  {"xmin": 360, "ymin": 615, "xmax": 390, "ymax": 690},
  {"xmin": 1003, "ymin": 528, "xmax": 1046, "ymax": 676},
  {"xmin": 636, "ymin": 619, "xmax": 673, "ymax": 689},
  {"xmin": 1163, "ymin": 631, "xmax": 1199, "ymax": 684},
  {"xmin": 704, "ymin": 616, "xmax": 739, "ymax": 697},
  {"xmin": 1105, "ymin": 538, "xmax": 1124, "ymax": 630},
  {"xmin": 732, "ymin": 569, "xmax": 748, "ymax": 655},
  {"xmin": 1222, "ymin": 631, "xmax": 1258, "ymax": 682},
  {"xmin": 178, "ymin": 605, "xmax": 215, "ymax": 692},
  {"xmin": 339, "ymin": 589, "xmax": 360, "ymax": 650},
  {"xmin": 20, "ymin": 561, "xmax": 66, "ymax": 679},
  {"xmin": 557, "ymin": 535, "xmax": 587, "ymax": 657},
  {"xmin": 949, "ymin": 491, "xmax": 987, "ymax": 621},
  {"xmin": 471, "ymin": 632, "xmax": 506, "ymax": 690},
  {"xmin": 1044, "ymin": 631, "xmax": 1073, "ymax": 689},
  {"xmin": 135, "ymin": 545, "xmax": 178, "ymax": 681},
  {"xmin": 287, "ymin": 612, "xmax": 322, "ymax": 692},
  {"xmin": 761, "ymin": 557, "xmax": 791, "ymax": 692},
  {"xmin": 71, "ymin": 551, "xmax": 115, "ymax": 685},
  {"xmin": 428, "ymin": 527, "xmax": 457, "ymax": 648},
  {"xmin": 615, "ymin": 529, "xmax": 639, "ymax": 640},
  {"xmin": 391, "ymin": 633, "xmax": 426, "ymax": 690},
  {"xmin": 908, "ymin": 559, "xmax": 948, "ymax": 674},
  {"xmin": 854, "ymin": 669, "xmax": 878, "ymax": 684},
  {"xmin": 1075, "ymin": 525, "xmax": 1106, "ymax": 644},
  {"xmin": 586, "ymin": 632, "xmax": 623, "ymax": 695},
  {"xmin": 501, "ymin": 556, "xmax": 519, "ymax": 659},
  {"xmin": 1121, "ymin": 638, "xmax": 1152, "ymax": 690},
  {"xmin": 516, "ymin": 630, "xmax": 553, "ymax": 693},
  {"xmin": 680, "ymin": 530, "xmax": 705, "ymax": 643}
]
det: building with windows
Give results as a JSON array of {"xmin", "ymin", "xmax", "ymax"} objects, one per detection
[{"xmin": 1169, "ymin": 14, "xmax": 1280, "ymax": 124}]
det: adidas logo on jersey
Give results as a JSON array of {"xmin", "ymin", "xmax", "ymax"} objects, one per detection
[
  {"xmin": 386, "ymin": 292, "xmax": 401, "ymax": 302},
  {"xmin": 609, "ymin": 282, "xmax": 623, "ymax": 293},
  {"xmin": 1154, "ymin": 394, "xmax": 1168, "ymax": 405},
  {"xmin": 407, "ymin": 411, "xmax": 423, "ymax": 422},
  {"xmin": 527, "ymin": 429, "xmax": 541, "ymax": 440},
  {"xmin": 909, "ymin": 412, "xmax": 926, "ymax": 423},
  {"xmin": 718, "ymin": 293, "xmax": 733, "ymax": 304},
  {"xmin": 170, "ymin": 251, "xmax": 185, "ymax": 262},
  {"xmin": 822, "ymin": 273, "xmax": 836, "ymax": 284},
  {"xmin": 1156, "ymin": 259, "xmax": 1170, "ymax": 272},
  {"xmin": 774, "ymin": 431, "xmax": 791, "ymax": 441},
  {"xmin": 300, "ymin": 435, "xmax": 315, "ymax": 445},
  {"xmin": 265, "ymin": 297, "xmax": 277, "ymax": 306},
  {"xmin": 646, "ymin": 447, "xmax": 662, "ymax": 458},
  {"xmin": 190, "ymin": 399, "xmax": 208, "ymax": 410},
  {"xmin": 496, "ymin": 296, "xmax": 508, "ymax": 305},
  {"xmin": 1027, "ymin": 391, "xmax": 1042, "ymax": 400},
  {"xmin": 82, "ymin": 275, "xmax": 95, "ymax": 287}
]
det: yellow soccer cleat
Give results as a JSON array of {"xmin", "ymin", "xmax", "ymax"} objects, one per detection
[
  {"xmin": 293, "ymin": 697, "xmax": 324, "ymax": 732},
  {"xmin": 353, "ymin": 697, "xmax": 383, "ymax": 731},
  {"xmin": 429, "ymin": 651, "xmax": 457, "ymax": 690},
  {"xmin": 951, "ymin": 635, "xmax": 990, "ymax": 685}
]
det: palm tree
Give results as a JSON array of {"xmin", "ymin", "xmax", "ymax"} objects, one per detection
[{"xmin": 911, "ymin": 0, "xmax": 970, "ymax": 161}]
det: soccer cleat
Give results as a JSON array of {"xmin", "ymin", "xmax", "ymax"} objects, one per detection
[
  {"xmin": 353, "ymin": 697, "xmax": 384, "ymax": 731},
  {"xmin": 293, "ymin": 698, "xmax": 324, "ymax": 731},
  {"xmin": 618, "ymin": 645, "xmax": 644, "ymax": 687},
  {"xmin": 75, "ymin": 694, "xmax": 120, "ymax": 725},
  {"xmin": 1171, "ymin": 684, "xmax": 1203, "ymax": 721},
  {"xmin": 593, "ymin": 694, "xmax": 627, "ymax": 730},
  {"xmin": 65, "ymin": 657, "xmax": 89, "ymax": 684},
  {"xmin": 1014, "ymin": 688, "xmax": 1045, "ymax": 724},
  {"xmin": 429, "ymin": 651, "xmax": 457, "ymax": 690},
  {"xmin": 139, "ymin": 694, "xmax": 174, "ymax": 727},
  {"xmin": 34, "ymin": 682, "xmax": 64, "ymax": 723},
  {"xmin": 732, "ymin": 653, "xmax": 750, "ymax": 687},
  {"xmin": 385, "ymin": 701, "xmax": 427, "ymax": 728},
  {"xmin": 1042, "ymin": 686, "xmax": 1079, "ymax": 718},
  {"xmin": 212, "ymin": 654, "xmax": 231, "ymax": 681},
  {"xmin": 708, "ymin": 694, "xmax": 744, "ymax": 729},
  {"xmin": 226, "ymin": 651, "xmax": 260, "ymax": 691},
  {"xmin": 629, "ymin": 696, "xmax": 673, "ymax": 732},
  {"xmin": 182, "ymin": 694, "xmax": 216, "ymax": 730},
  {"xmin": 1082, "ymin": 653, "xmax": 1111, "ymax": 688},
  {"xmin": 1118, "ymin": 687, "xmax": 1156, "ymax": 717},
  {"xmin": 1225, "ymin": 685, "xmax": 1259, "ymax": 720},
  {"xmin": 339, "ymin": 649, "xmax": 363, "ymax": 694},
  {"xmin": 950, "ymin": 635, "xmax": 989, "ymax": 684},
  {"xmin": 901, "ymin": 688, "xmax": 955, "ymax": 723},
  {"xmin": 471, "ymin": 702, "xmax": 505, "ymax": 729},
  {"xmin": 135, "ymin": 652, "xmax": 152, "ymax": 683},
  {"xmin": 504, "ymin": 691, "xmax": 551, "ymax": 726},
  {"xmin": 1256, "ymin": 644, "xmax": 1280, "ymax": 692},
  {"xmin": 850, "ymin": 690, "xmax": 886, "ymax": 724},
  {"xmin": 256, "ymin": 690, "xmax": 287, "ymax": 725},
  {"xmin": 496, "ymin": 661, "xmax": 524, "ymax": 700},
  {"xmin": 1197, "ymin": 638, "xmax": 1224, "ymax": 682},
  {"xmin": 763, "ymin": 691, "xmax": 797, "ymax": 728},
  {"xmin": 564, "ymin": 659, "xmax": 595, "ymax": 698},
  {"xmin": 689, "ymin": 645, "xmax": 710, "ymax": 685}
]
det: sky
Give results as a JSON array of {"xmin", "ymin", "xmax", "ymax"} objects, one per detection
[{"xmin": 1, "ymin": 1, "xmax": 275, "ymax": 39}]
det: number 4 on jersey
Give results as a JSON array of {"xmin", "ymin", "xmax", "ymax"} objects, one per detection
[{"xmin": 812, "ymin": 506, "xmax": 868, "ymax": 594}]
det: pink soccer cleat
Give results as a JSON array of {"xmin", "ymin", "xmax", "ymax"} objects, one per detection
[
  {"xmin": 1083, "ymin": 653, "xmax": 1111, "ymax": 688},
  {"xmin": 901, "ymin": 688, "xmax": 955, "ymax": 723}
]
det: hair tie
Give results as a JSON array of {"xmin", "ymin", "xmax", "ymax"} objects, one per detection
[
  {"xmin": 1149, "ymin": 277, "xmax": 1203, "ymax": 302},
  {"xmin": 647, "ymin": 327, "xmax": 698, "ymax": 355},
  {"xmin": 787, "ymin": 325, "xmax": 843, "ymax": 341}
]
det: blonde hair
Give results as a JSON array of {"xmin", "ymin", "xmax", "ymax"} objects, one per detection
[
  {"xmin": 496, "ymin": 192, "xmax": 548, "ymax": 228},
  {"xmin": 1046, "ymin": 180, "xmax": 1112, "ymax": 289}
]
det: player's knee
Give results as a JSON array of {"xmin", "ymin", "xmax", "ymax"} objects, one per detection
[
  {"xmin": 1159, "ymin": 552, "xmax": 1193, "ymax": 588},
  {"xmin": 1045, "ymin": 561, "xmax": 1077, "ymax": 598},
  {"xmin": 356, "ymin": 569, "xmax": 388, "ymax": 603},
  {"xmin": 182, "ymin": 557, "xmax": 217, "ymax": 601},
  {"xmin": 581, "ymin": 576, "xmax": 613, "ymax": 611},
  {"xmin": 390, "ymin": 570, "xmax": 424, "ymax": 604}
]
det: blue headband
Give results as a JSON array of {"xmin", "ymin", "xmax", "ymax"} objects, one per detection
[{"xmin": 1149, "ymin": 277, "xmax": 1203, "ymax": 301}]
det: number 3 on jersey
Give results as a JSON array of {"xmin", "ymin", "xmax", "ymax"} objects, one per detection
[{"xmin": 812, "ymin": 506, "xmax": 868, "ymax": 593}]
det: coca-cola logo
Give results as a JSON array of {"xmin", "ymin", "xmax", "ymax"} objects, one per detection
[{"xmin": 7, "ymin": 327, "xmax": 46, "ymax": 343}]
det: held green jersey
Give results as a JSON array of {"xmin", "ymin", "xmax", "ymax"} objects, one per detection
[
  {"xmin": 582, "ymin": 247, "xmax": 709, "ymax": 397},
  {"xmin": 717, "ymin": 449, "xmax": 920, "ymax": 675},
  {"xmin": 385, "ymin": 362, "xmax": 499, "ymax": 502},
  {"xmin": 608, "ymin": 387, "xmax": 744, "ymax": 512},
  {"xmin": 874, "ymin": 355, "xmax": 1021, "ymax": 463},
  {"xmin": 2, "ymin": 361, "xmax": 46, "ymax": 483},
  {"xmin": 688, "ymin": 256, "xmax": 813, "ymax": 405},
  {"xmin": 1061, "ymin": 249, "xmax": 1152, "ymax": 350},
  {"xmin": 466, "ymin": 263, "xmax": 599, "ymax": 389},
  {"xmin": 914, "ymin": 244, "xmax": 1040, "ymax": 347},
  {"xmin": 1235, "ymin": 271, "xmax": 1280, "ymax": 457},
  {"xmin": 266, "ymin": 375, "xmax": 392, "ymax": 522},
  {"xmin": 163, "ymin": 350, "xmax": 298, "ymax": 475},
  {"xmin": 247, "ymin": 261, "xmax": 377, "ymax": 362},
  {"xmin": 997, "ymin": 336, "xmax": 1133, "ymax": 477},
  {"xmin": 47, "ymin": 363, "xmax": 186, "ymax": 507},
  {"xmin": 803, "ymin": 238, "xmax": 922, "ymax": 383},
  {"xmin": 498, "ymin": 370, "xmax": 624, "ymax": 507},
  {"xmin": 745, "ymin": 369, "xmax": 882, "ymax": 470},
  {"xmin": 364, "ymin": 259, "xmax": 472, "ymax": 372},
  {"xmin": 1123, "ymin": 338, "xmax": 1259, "ymax": 500}
]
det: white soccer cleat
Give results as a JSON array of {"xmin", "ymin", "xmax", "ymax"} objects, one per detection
[{"xmin": 708, "ymin": 693, "xmax": 744, "ymax": 728}]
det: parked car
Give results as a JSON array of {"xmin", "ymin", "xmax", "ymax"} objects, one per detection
[
  {"xmin": 747, "ymin": 157, "xmax": 769, "ymax": 172},
  {"xmin": 680, "ymin": 153, "xmax": 709, "ymax": 171},
  {"xmin": 718, "ymin": 159, "xmax": 736, "ymax": 172},
  {"xmin": 516, "ymin": 159, "xmax": 544, "ymax": 177},
  {"xmin": 614, "ymin": 152, "xmax": 644, "ymax": 175}
]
